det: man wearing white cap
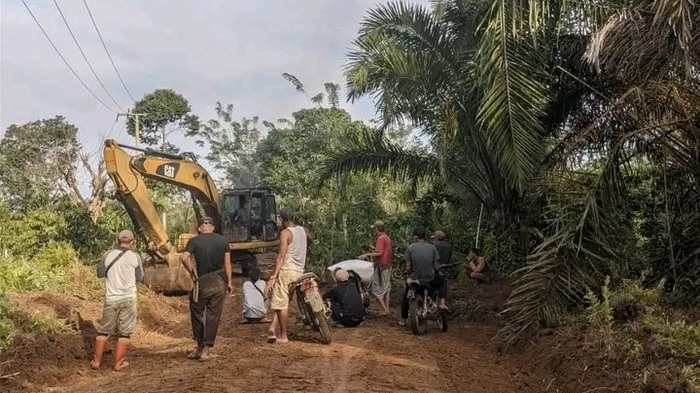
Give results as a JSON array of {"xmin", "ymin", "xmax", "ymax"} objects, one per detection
[{"xmin": 90, "ymin": 229, "xmax": 144, "ymax": 371}]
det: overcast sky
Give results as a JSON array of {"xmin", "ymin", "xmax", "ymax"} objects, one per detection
[{"xmin": 0, "ymin": 0, "xmax": 429, "ymax": 194}]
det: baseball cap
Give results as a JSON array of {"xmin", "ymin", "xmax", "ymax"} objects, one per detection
[
  {"xmin": 279, "ymin": 208, "xmax": 294, "ymax": 220},
  {"xmin": 197, "ymin": 216, "xmax": 214, "ymax": 226},
  {"xmin": 334, "ymin": 268, "xmax": 349, "ymax": 282},
  {"xmin": 117, "ymin": 229, "xmax": 134, "ymax": 242}
]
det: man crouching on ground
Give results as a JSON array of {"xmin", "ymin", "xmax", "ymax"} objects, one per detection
[
  {"xmin": 91, "ymin": 229, "xmax": 144, "ymax": 371},
  {"xmin": 266, "ymin": 208, "xmax": 311, "ymax": 344},
  {"xmin": 181, "ymin": 217, "xmax": 233, "ymax": 361}
]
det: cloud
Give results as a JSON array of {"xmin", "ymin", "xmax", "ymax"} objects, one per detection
[{"xmin": 0, "ymin": 0, "xmax": 429, "ymax": 193}]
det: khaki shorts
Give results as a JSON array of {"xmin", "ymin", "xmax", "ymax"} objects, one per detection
[
  {"xmin": 98, "ymin": 297, "xmax": 137, "ymax": 337},
  {"xmin": 270, "ymin": 269, "xmax": 303, "ymax": 310}
]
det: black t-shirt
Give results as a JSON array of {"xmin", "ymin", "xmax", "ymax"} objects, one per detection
[
  {"xmin": 185, "ymin": 233, "xmax": 229, "ymax": 277},
  {"xmin": 433, "ymin": 240, "xmax": 453, "ymax": 266},
  {"xmin": 322, "ymin": 277, "xmax": 365, "ymax": 319}
]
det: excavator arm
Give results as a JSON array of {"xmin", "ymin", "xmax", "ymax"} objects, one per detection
[
  {"xmin": 129, "ymin": 148, "xmax": 222, "ymax": 229},
  {"xmin": 103, "ymin": 139, "xmax": 173, "ymax": 259}
]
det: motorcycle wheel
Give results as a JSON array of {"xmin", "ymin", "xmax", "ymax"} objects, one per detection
[
  {"xmin": 437, "ymin": 311, "xmax": 448, "ymax": 332},
  {"xmin": 408, "ymin": 295, "xmax": 427, "ymax": 335},
  {"xmin": 314, "ymin": 310, "xmax": 332, "ymax": 344}
]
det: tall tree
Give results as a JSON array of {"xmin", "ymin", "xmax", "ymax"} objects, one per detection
[
  {"xmin": 0, "ymin": 116, "xmax": 105, "ymax": 218},
  {"xmin": 127, "ymin": 89, "xmax": 200, "ymax": 148},
  {"xmin": 189, "ymin": 102, "xmax": 264, "ymax": 188}
]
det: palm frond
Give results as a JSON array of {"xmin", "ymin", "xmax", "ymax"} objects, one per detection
[
  {"xmin": 317, "ymin": 127, "xmax": 439, "ymax": 187},
  {"xmin": 475, "ymin": 0, "xmax": 548, "ymax": 192}
]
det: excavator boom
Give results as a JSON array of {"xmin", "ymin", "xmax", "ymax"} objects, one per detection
[
  {"xmin": 103, "ymin": 139, "xmax": 280, "ymax": 293},
  {"xmin": 103, "ymin": 140, "xmax": 173, "ymax": 258}
]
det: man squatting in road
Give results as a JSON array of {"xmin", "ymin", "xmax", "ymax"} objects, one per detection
[
  {"xmin": 91, "ymin": 229, "xmax": 144, "ymax": 371},
  {"xmin": 181, "ymin": 216, "xmax": 233, "ymax": 361}
]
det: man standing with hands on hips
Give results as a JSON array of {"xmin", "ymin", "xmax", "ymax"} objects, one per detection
[{"xmin": 180, "ymin": 216, "xmax": 233, "ymax": 361}]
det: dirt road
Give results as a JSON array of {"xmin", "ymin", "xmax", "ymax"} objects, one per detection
[
  {"xmin": 60, "ymin": 287, "xmax": 530, "ymax": 393},
  {"xmin": 29, "ymin": 277, "xmax": 531, "ymax": 393}
]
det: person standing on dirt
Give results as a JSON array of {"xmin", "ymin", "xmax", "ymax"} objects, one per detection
[
  {"xmin": 181, "ymin": 217, "xmax": 233, "ymax": 361},
  {"xmin": 91, "ymin": 229, "xmax": 144, "ymax": 371},
  {"xmin": 398, "ymin": 226, "xmax": 448, "ymax": 326},
  {"xmin": 358, "ymin": 220, "xmax": 392, "ymax": 315},
  {"xmin": 266, "ymin": 208, "xmax": 312, "ymax": 344},
  {"xmin": 322, "ymin": 268, "xmax": 365, "ymax": 327}
]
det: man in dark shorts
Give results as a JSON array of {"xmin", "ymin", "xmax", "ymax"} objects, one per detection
[
  {"xmin": 399, "ymin": 226, "xmax": 448, "ymax": 326},
  {"xmin": 180, "ymin": 217, "xmax": 233, "ymax": 361},
  {"xmin": 322, "ymin": 268, "xmax": 365, "ymax": 327}
]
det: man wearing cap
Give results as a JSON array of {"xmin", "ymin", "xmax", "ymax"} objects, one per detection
[
  {"xmin": 266, "ymin": 208, "xmax": 312, "ymax": 344},
  {"xmin": 90, "ymin": 229, "xmax": 144, "ymax": 371},
  {"xmin": 181, "ymin": 217, "xmax": 233, "ymax": 361},
  {"xmin": 322, "ymin": 268, "xmax": 365, "ymax": 327},
  {"xmin": 358, "ymin": 220, "xmax": 392, "ymax": 314}
]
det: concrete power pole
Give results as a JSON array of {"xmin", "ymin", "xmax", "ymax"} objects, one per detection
[{"xmin": 116, "ymin": 110, "xmax": 147, "ymax": 147}]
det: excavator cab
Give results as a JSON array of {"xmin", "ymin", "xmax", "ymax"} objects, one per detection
[{"xmin": 220, "ymin": 187, "xmax": 279, "ymax": 246}]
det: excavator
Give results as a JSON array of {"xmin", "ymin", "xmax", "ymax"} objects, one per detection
[{"xmin": 102, "ymin": 139, "xmax": 280, "ymax": 293}]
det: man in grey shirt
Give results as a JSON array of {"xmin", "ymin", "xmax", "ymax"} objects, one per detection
[
  {"xmin": 91, "ymin": 229, "xmax": 144, "ymax": 371},
  {"xmin": 399, "ymin": 226, "xmax": 448, "ymax": 326}
]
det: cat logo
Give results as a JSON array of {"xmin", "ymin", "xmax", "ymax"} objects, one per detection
[{"xmin": 157, "ymin": 163, "xmax": 180, "ymax": 179}]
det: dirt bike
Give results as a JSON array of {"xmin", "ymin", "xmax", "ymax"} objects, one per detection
[
  {"xmin": 291, "ymin": 272, "xmax": 332, "ymax": 344},
  {"xmin": 406, "ymin": 276, "xmax": 448, "ymax": 335}
]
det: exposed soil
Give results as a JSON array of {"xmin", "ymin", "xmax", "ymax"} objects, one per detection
[{"xmin": 0, "ymin": 254, "xmax": 693, "ymax": 393}]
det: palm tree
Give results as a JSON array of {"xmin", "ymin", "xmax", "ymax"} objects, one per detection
[{"xmin": 323, "ymin": 0, "xmax": 700, "ymax": 346}]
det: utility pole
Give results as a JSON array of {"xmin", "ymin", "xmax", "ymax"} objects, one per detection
[{"xmin": 116, "ymin": 110, "xmax": 147, "ymax": 147}]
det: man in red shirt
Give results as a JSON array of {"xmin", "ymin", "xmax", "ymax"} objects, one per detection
[{"xmin": 358, "ymin": 220, "xmax": 392, "ymax": 314}]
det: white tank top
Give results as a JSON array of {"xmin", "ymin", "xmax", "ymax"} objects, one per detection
[{"xmin": 282, "ymin": 225, "xmax": 307, "ymax": 272}]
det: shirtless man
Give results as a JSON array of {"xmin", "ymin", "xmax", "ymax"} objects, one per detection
[
  {"xmin": 266, "ymin": 208, "xmax": 312, "ymax": 343},
  {"xmin": 467, "ymin": 248, "xmax": 490, "ymax": 283}
]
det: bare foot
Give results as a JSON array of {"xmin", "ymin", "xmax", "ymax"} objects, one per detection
[
  {"xmin": 90, "ymin": 360, "xmax": 100, "ymax": 370},
  {"xmin": 187, "ymin": 347, "xmax": 202, "ymax": 360},
  {"xmin": 267, "ymin": 329, "xmax": 277, "ymax": 343},
  {"xmin": 275, "ymin": 337, "xmax": 289, "ymax": 344},
  {"xmin": 113, "ymin": 361, "xmax": 130, "ymax": 371},
  {"xmin": 198, "ymin": 348, "xmax": 211, "ymax": 361}
]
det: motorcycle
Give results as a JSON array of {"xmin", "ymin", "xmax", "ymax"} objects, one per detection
[
  {"xmin": 291, "ymin": 272, "xmax": 332, "ymax": 344},
  {"xmin": 406, "ymin": 277, "xmax": 448, "ymax": 335}
]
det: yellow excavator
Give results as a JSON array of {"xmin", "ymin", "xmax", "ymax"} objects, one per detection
[{"xmin": 103, "ymin": 139, "xmax": 280, "ymax": 293}]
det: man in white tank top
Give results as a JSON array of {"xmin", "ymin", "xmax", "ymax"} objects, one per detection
[{"xmin": 266, "ymin": 208, "xmax": 312, "ymax": 344}]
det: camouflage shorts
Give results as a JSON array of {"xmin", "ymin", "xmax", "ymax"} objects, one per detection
[{"xmin": 97, "ymin": 297, "xmax": 137, "ymax": 337}]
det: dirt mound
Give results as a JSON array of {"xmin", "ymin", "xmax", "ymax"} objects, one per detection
[{"xmin": 0, "ymin": 289, "xmax": 184, "ymax": 392}]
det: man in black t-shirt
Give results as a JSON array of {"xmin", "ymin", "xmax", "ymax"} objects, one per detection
[
  {"xmin": 181, "ymin": 217, "xmax": 232, "ymax": 361},
  {"xmin": 322, "ymin": 268, "xmax": 365, "ymax": 327}
]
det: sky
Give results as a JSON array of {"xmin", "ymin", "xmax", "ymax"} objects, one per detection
[{"xmin": 0, "ymin": 0, "xmax": 430, "ymax": 195}]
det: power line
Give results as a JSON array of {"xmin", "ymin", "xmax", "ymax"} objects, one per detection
[
  {"xmin": 20, "ymin": 0, "xmax": 118, "ymax": 114},
  {"xmin": 83, "ymin": 0, "xmax": 137, "ymax": 103},
  {"xmin": 52, "ymin": 0, "xmax": 124, "ymax": 111}
]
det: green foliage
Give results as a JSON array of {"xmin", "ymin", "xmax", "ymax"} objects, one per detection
[
  {"xmin": 190, "ymin": 102, "xmax": 263, "ymax": 188},
  {"xmin": 0, "ymin": 242, "xmax": 78, "ymax": 292},
  {"xmin": 0, "ymin": 116, "xmax": 81, "ymax": 210},
  {"xmin": 128, "ymin": 89, "xmax": 200, "ymax": 147},
  {"xmin": 0, "ymin": 294, "xmax": 15, "ymax": 352}
]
